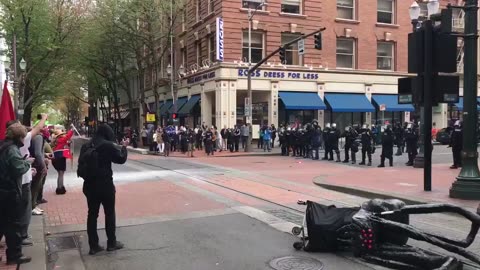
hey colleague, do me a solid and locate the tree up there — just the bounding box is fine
[0,0,90,124]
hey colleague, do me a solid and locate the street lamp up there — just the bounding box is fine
[427,0,440,16]
[246,0,267,152]
[450,0,480,199]
[409,2,421,21]
[19,58,26,71]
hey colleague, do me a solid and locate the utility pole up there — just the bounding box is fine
[450,0,480,199]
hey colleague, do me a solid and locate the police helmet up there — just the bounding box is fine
[287,127,291,131]
[325,123,331,128]
[454,120,462,127]
[362,124,368,129]
[345,126,350,132]
[332,123,337,129]
[407,123,413,129]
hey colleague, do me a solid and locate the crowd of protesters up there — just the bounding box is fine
[0,114,77,266]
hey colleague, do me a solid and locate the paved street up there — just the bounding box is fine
[1,139,480,270]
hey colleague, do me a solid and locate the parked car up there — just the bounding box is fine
[435,127,452,145]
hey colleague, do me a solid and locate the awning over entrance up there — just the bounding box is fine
[168,97,188,113]
[178,95,201,115]
[371,94,415,112]
[452,97,480,111]
[159,100,173,115]
[278,92,326,110]
[324,93,375,112]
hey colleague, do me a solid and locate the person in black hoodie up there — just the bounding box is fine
[79,124,128,255]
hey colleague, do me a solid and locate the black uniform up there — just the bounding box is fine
[328,127,341,162]
[279,129,288,156]
[287,130,295,156]
[379,127,394,167]
[293,130,303,157]
[303,126,313,158]
[311,126,322,160]
[394,124,404,156]
[450,125,463,168]
[271,127,277,148]
[405,128,418,166]
[81,124,128,252]
[233,127,241,152]
[342,128,358,164]
[322,127,330,160]
[359,128,373,165]
[204,130,214,155]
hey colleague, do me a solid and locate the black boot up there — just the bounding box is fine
[359,161,366,165]
[107,241,124,252]
[367,161,372,166]
[378,163,385,168]
[342,160,349,163]
[336,153,341,162]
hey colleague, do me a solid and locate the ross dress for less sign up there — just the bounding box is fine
[216,17,224,62]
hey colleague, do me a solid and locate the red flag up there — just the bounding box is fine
[0,80,15,140]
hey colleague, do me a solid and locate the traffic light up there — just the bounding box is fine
[314,33,322,50]
[172,113,177,119]
[279,47,286,63]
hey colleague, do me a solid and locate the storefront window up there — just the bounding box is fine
[252,102,268,125]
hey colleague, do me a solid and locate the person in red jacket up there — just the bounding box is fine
[51,125,74,195]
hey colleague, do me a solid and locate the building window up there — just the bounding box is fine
[209,35,216,62]
[281,33,302,65]
[336,38,355,69]
[209,0,214,13]
[377,42,394,70]
[182,48,187,68]
[196,0,201,21]
[377,0,394,24]
[196,41,202,66]
[281,0,301,14]
[182,8,187,32]
[242,31,264,63]
[242,0,266,10]
[337,0,355,20]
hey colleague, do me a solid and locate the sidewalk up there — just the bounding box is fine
[312,162,480,210]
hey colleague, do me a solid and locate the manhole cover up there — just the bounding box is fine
[269,256,324,270]
[47,236,78,252]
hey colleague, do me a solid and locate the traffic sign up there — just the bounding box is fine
[146,113,156,122]
[298,39,305,55]
[244,105,251,116]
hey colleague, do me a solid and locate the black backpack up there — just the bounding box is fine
[77,141,99,180]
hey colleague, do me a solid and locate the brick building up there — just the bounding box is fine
[142,0,471,132]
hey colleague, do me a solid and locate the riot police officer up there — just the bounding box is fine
[322,123,331,160]
[345,126,359,164]
[311,120,322,160]
[359,124,373,166]
[303,123,313,158]
[328,123,341,162]
[405,123,418,166]
[378,125,394,167]
[287,127,295,156]
[394,123,404,156]
[279,126,288,156]
[450,120,463,169]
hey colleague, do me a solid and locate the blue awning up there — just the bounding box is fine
[178,95,201,115]
[324,93,375,113]
[278,92,326,110]
[168,97,188,113]
[159,100,173,115]
[372,94,415,112]
[452,97,480,111]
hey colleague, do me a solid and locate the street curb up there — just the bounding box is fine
[21,216,46,270]
[312,178,432,205]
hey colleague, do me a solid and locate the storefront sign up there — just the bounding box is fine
[216,17,224,62]
[238,69,319,80]
[146,113,156,122]
[187,71,216,84]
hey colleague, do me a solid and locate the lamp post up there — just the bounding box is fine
[246,1,267,152]
[409,0,439,191]
[450,0,480,199]
[4,56,26,120]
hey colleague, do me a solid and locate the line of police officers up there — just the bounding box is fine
[276,121,440,168]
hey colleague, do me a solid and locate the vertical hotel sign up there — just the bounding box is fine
[216,17,224,62]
